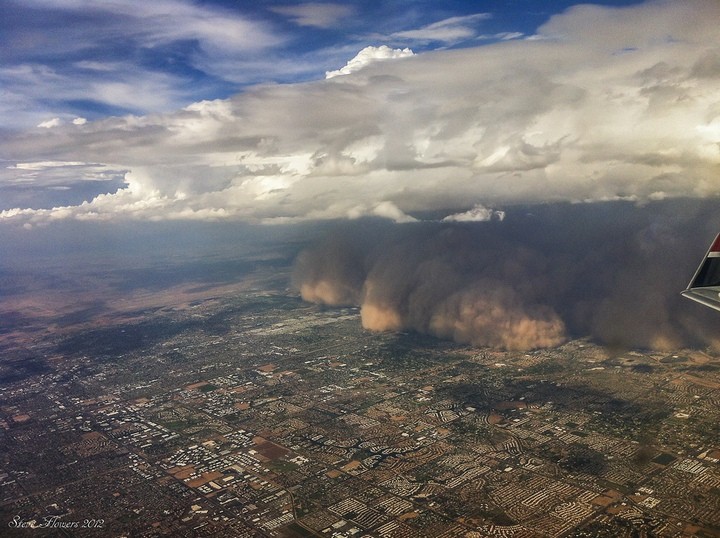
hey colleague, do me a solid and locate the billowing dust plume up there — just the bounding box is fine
[293,200,720,351]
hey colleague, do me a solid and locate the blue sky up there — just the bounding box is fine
[2,0,646,126]
[1,0,719,224]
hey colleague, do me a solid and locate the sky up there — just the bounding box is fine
[2,0,720,353]
[4,0,720,226]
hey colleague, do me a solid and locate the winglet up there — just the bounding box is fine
[710,234,720,253]
[682,233,720,311]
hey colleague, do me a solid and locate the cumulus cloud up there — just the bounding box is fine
[325,45,414,78]
[443,205,505,223]
[292,200,720,351]
[0,158,128,211]
[371,201,418,223]
[1,0,720,225]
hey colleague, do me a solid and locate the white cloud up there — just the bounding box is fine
[1,0,284,128]
[0,62,206,128]
[497,32,523,41]
[271,3,353,28]
[443,205,505,223]
[392,13,491,44]
[371,201,418,223]
[37,118,61,128]
[10,161,88,170]
[477,32,524,41]
[2,0,720,225]
[72,117,87,125]
[326,45,414,79]
[19,0,280,53]
[538,0,719,50]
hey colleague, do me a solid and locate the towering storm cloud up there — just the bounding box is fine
[293,200,720,351]
[2,1,720,225]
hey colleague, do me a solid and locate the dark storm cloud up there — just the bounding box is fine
[293,199,720,351]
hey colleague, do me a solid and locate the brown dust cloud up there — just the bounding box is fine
[292,200,720,351]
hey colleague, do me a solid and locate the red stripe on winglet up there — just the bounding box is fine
[711,234,720,252]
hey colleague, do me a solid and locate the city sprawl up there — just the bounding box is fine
[1,288,719,537]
